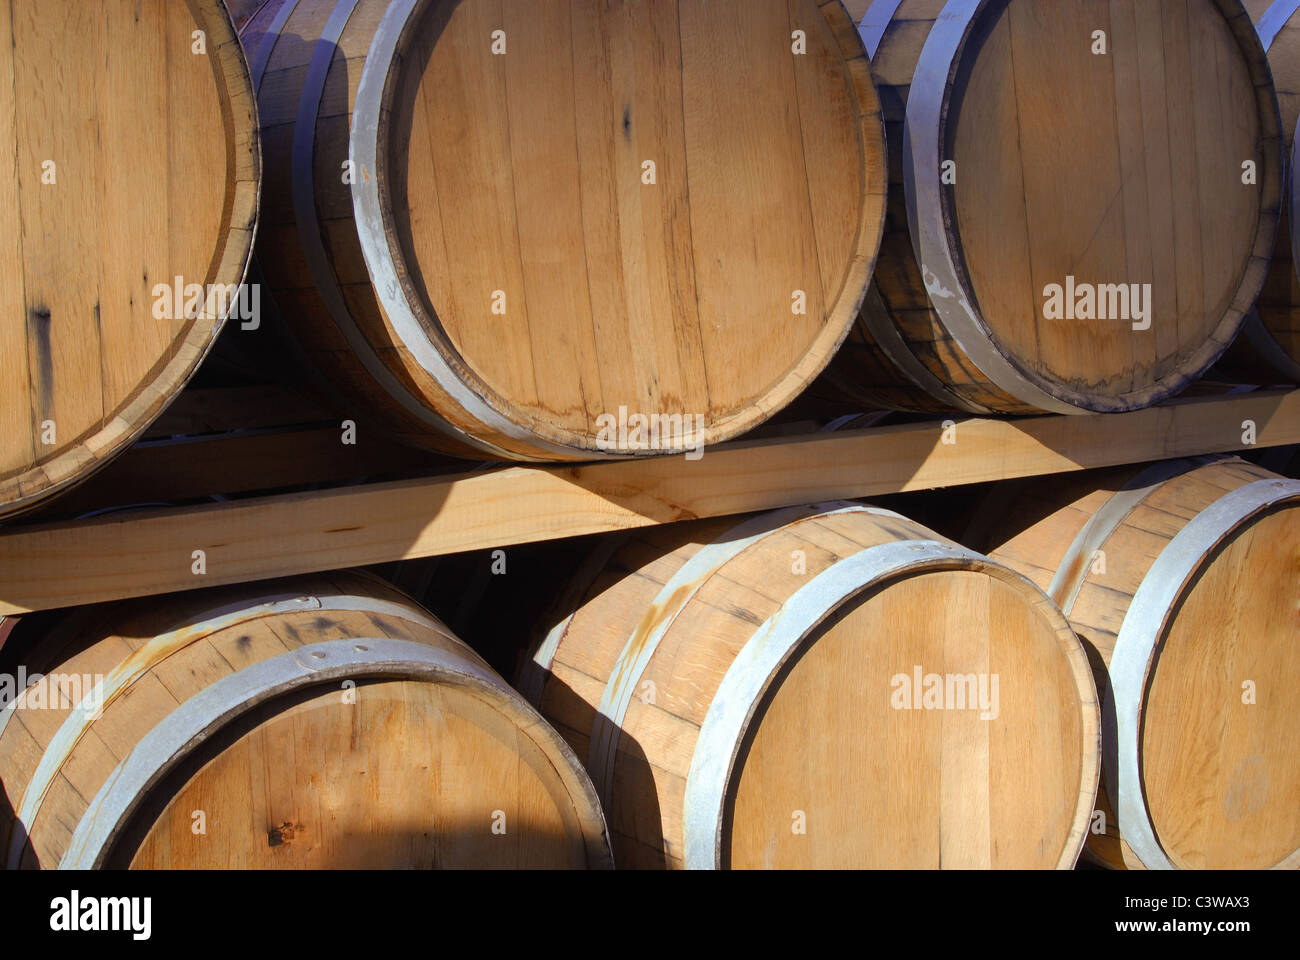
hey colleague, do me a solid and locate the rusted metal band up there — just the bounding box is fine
[1046,458,1222,614]
[587,502,888,809]
[1106,478,1300,870]
[519,534,629,707]
[63,636,611,870]
[681,539,979,869]
[0,606,105,741]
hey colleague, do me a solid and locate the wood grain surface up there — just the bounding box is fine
[240,0,886,459]
[0,0,259,519]
[528,505,1097,868]
[824,0,1280,414]
[979,457,1300,869]
[0,571,611,868]
[0,388,1295,616]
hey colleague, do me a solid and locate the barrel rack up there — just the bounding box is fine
[0,383,1295,617]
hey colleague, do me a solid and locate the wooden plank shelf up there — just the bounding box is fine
[0,387,1296,616]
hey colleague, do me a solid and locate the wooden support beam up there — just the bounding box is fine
[0,389,1295,614]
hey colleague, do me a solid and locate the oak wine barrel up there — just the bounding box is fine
[223,0,270,32]
[522,502,1100,869]
[0,0,260,520]
[820,0,1281,414]
[237,0,887,460]
[971,456,1300,869]
[0,571,611,868]
[1220,0,1300,381]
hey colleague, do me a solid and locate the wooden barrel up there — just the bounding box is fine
[971,457,1300,869]
[224,0,270,32]
[1221,1,1300,381]
[521,503,1100,868]
[237,0,887,460]
[821,0,1281,414]
[0,571,611,868]
[0,0,260,521]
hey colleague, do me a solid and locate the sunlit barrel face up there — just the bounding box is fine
[382,0,884,451]
[1141,504,1300,870]
[724,569,1090,869]
[121,680,594,869]
[945,0,1267,405]
[0,0,257,518]
[837,0,1280,415]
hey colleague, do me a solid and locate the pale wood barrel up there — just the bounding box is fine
[823,0,1281,414]
[0,571,611,869]
[223,0,270,32]
[237,0,887,460]
[0,0,260,520]
[973,457,1300,869]
[1221,0,1300,381]
[521,503,1100,869]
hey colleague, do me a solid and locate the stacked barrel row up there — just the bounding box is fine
[1,502,1106,869]
[4,0,1300,522]
[5,450,1296,869]
[431,449,1299,871]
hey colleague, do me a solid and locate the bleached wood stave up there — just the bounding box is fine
[1224,0,1300,380]
[0,570,611,869]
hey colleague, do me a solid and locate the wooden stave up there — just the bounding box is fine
[1217,0,1300,382]
[0,0,261,521]
[1255,0,1300,378]
[523,502,1101,869]
[239,0,888,461]
[239,0,489,459]
[824,0,1283,415]
[0,570,612,869]
[980,457,1300,870]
